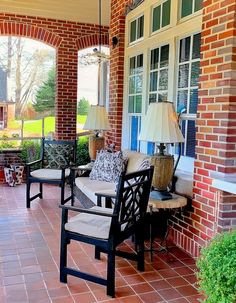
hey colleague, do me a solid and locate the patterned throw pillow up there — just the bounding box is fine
[89,150,126,183]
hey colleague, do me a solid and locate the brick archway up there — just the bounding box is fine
[0,13,109,140]
[0,21,62,48]
[76,33,109,50]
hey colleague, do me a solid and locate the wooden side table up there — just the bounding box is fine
[146,192,187,260]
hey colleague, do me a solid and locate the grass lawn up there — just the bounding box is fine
[7,115,87,136]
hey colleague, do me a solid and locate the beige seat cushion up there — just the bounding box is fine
[30,168,70,180]
[65,206,113,239]
[75,177,116,204]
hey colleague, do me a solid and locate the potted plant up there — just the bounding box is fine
[197,229,236,303]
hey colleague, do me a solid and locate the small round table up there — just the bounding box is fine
[146,192,187,260]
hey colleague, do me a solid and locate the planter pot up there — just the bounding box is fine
[4,165,24,187]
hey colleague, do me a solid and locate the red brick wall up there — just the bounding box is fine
[109,0,236,257]
[0,13,109,140]
[171,0,236,257]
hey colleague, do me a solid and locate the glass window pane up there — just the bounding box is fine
[178,64,189,88]
[159,69,168,90]
[191,61,200,86]
[181,0,193,18]
[129,57,136,75]
[135,75,143,93]
[177,90,188,113]
[190,89,198,114]
[130,20,136,42]
[186,120,196,157]
[158,92,168,102]
[128,96,135,113]
[149,93,157,103]
[137,15,144,39]
[194,0,202,12]
[137,54,143,72]
[151,48,159,70]
[135,95,142,113]
[150,71,158,92]
[162,0,171,27]
[160,44,169,68]
[129,77,136,94]
[179,36,191,62]
[152,5,161,32]
[192,33,201,59]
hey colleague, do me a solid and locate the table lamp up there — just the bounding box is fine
[139,101,184,200]
[83,105,111,161]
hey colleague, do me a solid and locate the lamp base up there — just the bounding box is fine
[150,190,172,201]
[89,136,105,161]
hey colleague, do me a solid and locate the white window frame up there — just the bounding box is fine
[179,0,203,22]
[176,31,200,156]
[123,0,202,163]
[129,14,144,45]
[151,0,171,34]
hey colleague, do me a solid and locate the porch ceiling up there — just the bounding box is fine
[0,0,111,26]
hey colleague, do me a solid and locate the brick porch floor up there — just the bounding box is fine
[0,184,203,303]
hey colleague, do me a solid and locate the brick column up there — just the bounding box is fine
[194,0,236,247]
[108,1,132,149]
[56,46,78,140]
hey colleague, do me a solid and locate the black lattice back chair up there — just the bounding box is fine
[59,167,153,297]
[26,138,77,208]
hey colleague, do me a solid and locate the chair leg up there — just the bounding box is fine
[70,180,74,206]
[26,181,31,208]
[107,251,115,297]
[136,226,145,271]
[61,182,65,205]
[60,231,68,283]
[95,246,101,260]
[39,183,43,199]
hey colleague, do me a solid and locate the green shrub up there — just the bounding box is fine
[197,229,236,303]
[0,134,16,149]
[20,140,41,163]
[77,136,90,166]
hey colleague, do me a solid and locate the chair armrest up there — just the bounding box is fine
[95,190,116,208]
[26,159,42,166]
[59,204,116,217]
[95,190,116,199]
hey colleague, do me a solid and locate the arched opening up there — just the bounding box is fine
[0,36,56,142]
[77,46,110,129]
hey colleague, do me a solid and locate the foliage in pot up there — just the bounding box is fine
[197,229,236,303]
[20,140,41,164]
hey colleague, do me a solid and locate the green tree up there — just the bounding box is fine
[77,97,90,115]
[33,68,55,114]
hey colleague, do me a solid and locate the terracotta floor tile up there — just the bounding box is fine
[73,291,96,303]
[131,282,154,294]
[0,184,199,301]
[138,291,164,303]
[166,276,189,287]
[150,279,172,290]
[158,287,183,301]
[176,285,198,297]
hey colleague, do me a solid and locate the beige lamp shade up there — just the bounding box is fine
[83,105,111,132]
[139,101,184,144]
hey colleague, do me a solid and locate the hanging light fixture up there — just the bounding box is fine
[78,0,109,65]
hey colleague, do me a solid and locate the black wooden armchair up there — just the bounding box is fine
[59,167,153,297]
[26,138,77,208]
